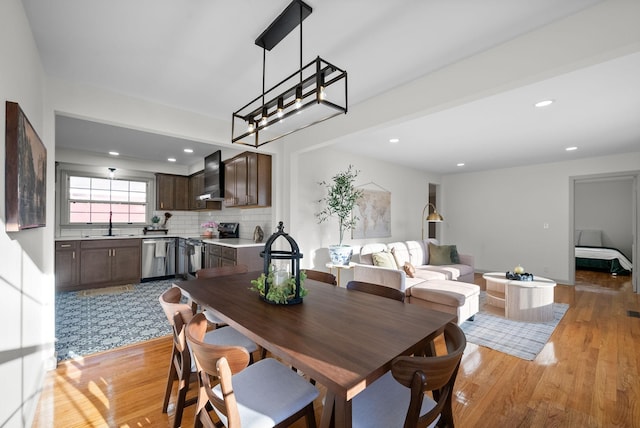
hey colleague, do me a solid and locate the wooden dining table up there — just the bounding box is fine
[177,271,456,428]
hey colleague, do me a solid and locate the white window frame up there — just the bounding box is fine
[59,170,153,227]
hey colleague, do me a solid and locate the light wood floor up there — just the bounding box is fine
[33,271,639,427]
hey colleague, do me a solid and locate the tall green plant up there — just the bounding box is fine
[316,165,363,246]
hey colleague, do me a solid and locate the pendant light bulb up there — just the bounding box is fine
[319,86,326,101]
[108,167,116,179]
[277,97,284,118]
[260,106,268,126]
[295,86,303,109]
[248,119,255,133]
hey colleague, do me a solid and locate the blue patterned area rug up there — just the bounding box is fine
[55,279,181,362]
[460,291,569,361]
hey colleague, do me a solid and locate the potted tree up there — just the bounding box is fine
[316,165,363,265]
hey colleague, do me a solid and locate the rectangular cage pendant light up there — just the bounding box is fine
[231,0,348,148]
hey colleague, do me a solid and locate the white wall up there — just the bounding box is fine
[0,1,54,427]
[441,152,640,283]
[575,177,634,257]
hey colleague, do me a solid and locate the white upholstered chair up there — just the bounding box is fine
[186,312,319,428]
[350,322,466,428]
[159,287,259,428]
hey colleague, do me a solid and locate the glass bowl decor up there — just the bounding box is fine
[251,221,307,304]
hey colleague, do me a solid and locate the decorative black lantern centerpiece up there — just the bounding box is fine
[250,221,307,304]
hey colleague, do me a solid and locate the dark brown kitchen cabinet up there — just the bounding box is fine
[79,239,141,287]
[156,173,189,210]
[224,152,271,208]
[55,241,80,290]
[204,243,263,271]
[189,171,222,211]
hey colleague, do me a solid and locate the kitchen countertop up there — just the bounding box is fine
[201,238,264,248]
[55,234,264,248]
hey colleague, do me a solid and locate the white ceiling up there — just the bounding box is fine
[21,0,640,172]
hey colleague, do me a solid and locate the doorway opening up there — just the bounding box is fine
[570,172,637,293]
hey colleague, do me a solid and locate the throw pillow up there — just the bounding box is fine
[403,262,415,278]
[428,243,460,265]
[371,251,398,269]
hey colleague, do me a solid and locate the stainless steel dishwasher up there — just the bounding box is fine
[141,238,176,280]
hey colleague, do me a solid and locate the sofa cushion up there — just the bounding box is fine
[388,242,411,267]
[428,243,460,265]
[435,264,474,280]
[405,240,427,266]
[359,243,390,265]
[371,251,398,269]
[414,266,452,281]
[410,287,466,307]
[410,279,480,307]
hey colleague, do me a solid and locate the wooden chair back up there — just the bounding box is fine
[391,322,466,427]
[185,313,251,428]
[159,287,194,325]
[304,269,337,285]
[346,280,405,302]
[195,264,249,279]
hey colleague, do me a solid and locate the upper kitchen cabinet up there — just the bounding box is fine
[156,173,189,210]
[225,152,271,208]
[189,171,222,211]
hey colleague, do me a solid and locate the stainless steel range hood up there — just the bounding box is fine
[198,150,225,201]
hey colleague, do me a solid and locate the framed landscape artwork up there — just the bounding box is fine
[5,101,47,231]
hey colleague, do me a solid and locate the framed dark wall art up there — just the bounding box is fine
[5,101,47,231]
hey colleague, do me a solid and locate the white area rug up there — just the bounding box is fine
[460,291,569,360]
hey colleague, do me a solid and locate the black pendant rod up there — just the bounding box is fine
[299,0,303,83]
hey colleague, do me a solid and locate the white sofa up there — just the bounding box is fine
[353,240,479,324]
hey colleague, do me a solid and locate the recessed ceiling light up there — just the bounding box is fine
[566,146,578,151]
[108,151,119,156]
[184,148,193,153]
[457,163,465,167]
[534,99,554,108]
[389,138,400,143]
[167,158,177,162]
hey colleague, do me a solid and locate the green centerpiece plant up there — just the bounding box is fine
[250,266,308,304]
[316,165,363,265]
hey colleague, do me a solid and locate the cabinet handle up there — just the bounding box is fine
[108,249,112,257]
[60,244,71,248]
[72,251,75,260]
[112,249,115,257]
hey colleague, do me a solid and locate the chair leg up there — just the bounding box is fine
[305,402,317,428]
[162,355,178,413]
[173,375,189,428]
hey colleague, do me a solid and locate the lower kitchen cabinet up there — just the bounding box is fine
[205,243,263,271]
[78,239,141,289]
[55,241,80,290]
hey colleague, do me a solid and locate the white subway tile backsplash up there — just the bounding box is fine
[59,207,273,240]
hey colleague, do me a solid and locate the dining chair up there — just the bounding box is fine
[159,287,260,428]
[350,322,466,428]
[196,264,249,327]
[303,269,337,286]
[186,313,319,428]
[346,280,405,302]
